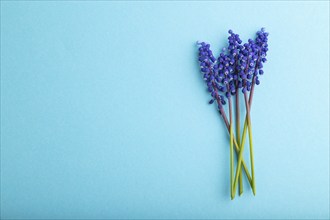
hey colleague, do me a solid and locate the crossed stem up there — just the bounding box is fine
[232,77,257,198]
[211,70,254,197]
[218,107,253,187]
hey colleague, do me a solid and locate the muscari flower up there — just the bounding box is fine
[198,28,269,101]
[236,27,269,93]
[254,28,269,85]
[197,41,226,108]
[227,30,243,94]
[215,51,235,99]
[237,40,257,93]
[207,30,242,102]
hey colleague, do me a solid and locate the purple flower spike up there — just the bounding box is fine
[238,40,257,93]
[197,28,269,106]
[253,28,269,85]
[197,41,224,110]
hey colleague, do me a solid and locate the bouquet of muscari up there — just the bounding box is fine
[197,28,269,199]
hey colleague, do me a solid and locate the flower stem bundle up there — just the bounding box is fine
[196,28,269,199]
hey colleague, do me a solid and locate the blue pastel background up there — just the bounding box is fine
[1,1,329,219]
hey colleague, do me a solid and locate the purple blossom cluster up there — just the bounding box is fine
[197,42,226,108]
[197,28,269,108]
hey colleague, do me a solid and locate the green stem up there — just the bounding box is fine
[236,89,243,196]
[232,132,245,197]
[218,110,253,187]
[239,79,257,195]
[232,91,254,197]
[228,98,234,199]
[234,92,256,196]
[235,56,259,195]
[244,93,256,195]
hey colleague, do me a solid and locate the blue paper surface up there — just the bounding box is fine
[1,1,329,219]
